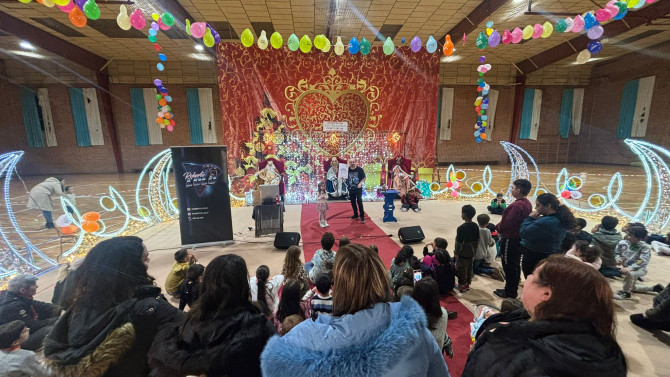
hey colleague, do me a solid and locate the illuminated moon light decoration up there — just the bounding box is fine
[500,141,548,200]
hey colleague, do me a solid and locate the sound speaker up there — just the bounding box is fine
[398,226,425,244]
[274,232,301,249]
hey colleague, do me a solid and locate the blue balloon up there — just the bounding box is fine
[149,29,157,36]
[584,12,597,30]
[483,99,489,104]
[166,96,173,102]
[474,130,481,137]
[158,53,167,61]
[479,82,486,88]
[482,115,488,121]
[482,90,489,95]
[157,63,164,71]
[401,37,406,43]
[587,41,603,54]
[348,37,360,54]
[476,137,482,143]
[477,121,483,126]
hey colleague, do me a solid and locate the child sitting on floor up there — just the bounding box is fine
[565,240,602,270]
[614,225,654,300]
[303,274,333,320]
[591,215,623,278]
[401,188,422,212]
[487,193,506,215]
[0,320,51,377]
[574,218,592,242]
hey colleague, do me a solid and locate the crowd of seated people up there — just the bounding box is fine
[1,180,669,376]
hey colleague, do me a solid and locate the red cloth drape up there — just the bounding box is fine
[216,43,439,196]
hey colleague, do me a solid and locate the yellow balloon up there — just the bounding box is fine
[486,27,493,36]
[299,34,312,53]
[576,49,591,64]
[334,36,345,55]
[541,21,553,38]
[18,0,32,3]
[203,28,215,47]
[42,0,56,7]
[52,0,69,5]
[626,0,640,7]
[241,28,254,48]
[321,37,331,52]
[270,32,283,49]
[522,25,533,40]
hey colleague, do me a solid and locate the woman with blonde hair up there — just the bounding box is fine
[463,255,626,377]
[281,245,309,296]
[261,243,449,377]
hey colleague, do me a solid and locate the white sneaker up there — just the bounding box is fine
[324,222,329,227]
[319,222,326,228]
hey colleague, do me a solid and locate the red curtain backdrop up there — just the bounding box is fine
[216,43,439,197]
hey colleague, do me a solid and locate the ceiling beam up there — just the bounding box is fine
[440,0,510,43]
[515,0,670,75]
[0,11,107,72]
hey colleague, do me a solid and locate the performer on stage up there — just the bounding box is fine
[390,164,415,197]
[256,160,282,186]
[347,159,366,224]
[326,157,347,198]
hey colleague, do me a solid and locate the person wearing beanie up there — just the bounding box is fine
[0,320,52,376]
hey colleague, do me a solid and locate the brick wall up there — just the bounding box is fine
[578,41,670,165]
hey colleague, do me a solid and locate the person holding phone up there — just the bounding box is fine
[346,159,366,224]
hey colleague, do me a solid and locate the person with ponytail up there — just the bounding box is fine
[249,265,284,317]
[520,193,576,277]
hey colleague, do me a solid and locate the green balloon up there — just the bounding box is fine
[555,19,567,33]
[382,37,394,55]
[148,35,157,43]
[270,32,283,49]
[475,32,488,50]
[83,0,100,20]
[155,94,162,100]
[359,37,371,55]
[299,35,312,53]
[614,1,628,13]
[287,34,299,51]
[162,12,175,27]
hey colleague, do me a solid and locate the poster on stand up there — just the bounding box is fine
[171,146,233,248]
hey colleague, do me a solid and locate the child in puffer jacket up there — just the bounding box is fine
[613,225,654,300]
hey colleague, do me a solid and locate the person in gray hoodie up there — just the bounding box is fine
[590,216,623,278]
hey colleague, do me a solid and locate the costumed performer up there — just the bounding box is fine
[390,164,415,198]
[326,157,347,198]
[256,160,282,186]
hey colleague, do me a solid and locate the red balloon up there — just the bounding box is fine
[446,181,453,188]
[560,190,571,199]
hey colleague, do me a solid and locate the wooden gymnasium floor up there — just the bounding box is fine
[5,163,670,377]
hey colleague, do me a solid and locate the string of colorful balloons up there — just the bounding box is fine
[473,0,658,64]
[238,28,457,57]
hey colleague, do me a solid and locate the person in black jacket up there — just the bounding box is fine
[630,283,670,331]
[0,274,60,351]
[43,236,183,377]
[179,264,205,310]
[148,254,276,377]
[463,255,626,377]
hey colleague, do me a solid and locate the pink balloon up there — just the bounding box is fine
[167,125,174,132]
[564,17,574,32]
[532,23,543,39]
[572,15,585,33]
[451,190,458,198]
[57,0,74,13]
[646,0,658,2]
[157,17,171,31]
[129,9,146,30]
[606,1,620,17]
[511,27,523,43]
[190,22,206,39]
[502,29,512,44]
[596,9,611,22]
[481,67,488,73]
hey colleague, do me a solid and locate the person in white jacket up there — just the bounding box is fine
[26,177,65,229]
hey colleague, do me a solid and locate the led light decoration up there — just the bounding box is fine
[500,141,548,200]
[430,164,495,198]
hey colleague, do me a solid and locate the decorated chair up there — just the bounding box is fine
[324,156,348,198]
[257,158,287,195]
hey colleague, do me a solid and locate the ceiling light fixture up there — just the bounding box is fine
[19,41,35,50]
[441,55,462,63]
[188,52,213,61]
[9,50,45,59]
[194,44,204,51]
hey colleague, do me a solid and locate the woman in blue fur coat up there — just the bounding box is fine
[261,243,449,377]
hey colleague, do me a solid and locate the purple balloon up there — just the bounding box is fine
[153,79,162,87]
[207,24,221,43]
[410,36,421,53]
[75,0,86,10]
[479,56,486,63]
[151,22,160,31]
[488,30,501,47]
[587,25,604,40]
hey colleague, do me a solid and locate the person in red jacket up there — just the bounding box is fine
[493,179,533,299]
[401,188,422,212]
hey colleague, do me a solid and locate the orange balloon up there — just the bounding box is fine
[480,133,487,140]
[158,98,167,106]
[60,225,78,234]
[82,220,99,233]
[164,112,171,119]
[69,7,87,28]
[156,117,163,124]
[82,211,100,222]
[443,35,455,56]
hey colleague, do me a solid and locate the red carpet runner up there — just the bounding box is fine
[300,202,472,377]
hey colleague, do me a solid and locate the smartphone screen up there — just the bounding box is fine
[413,269,422,282]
